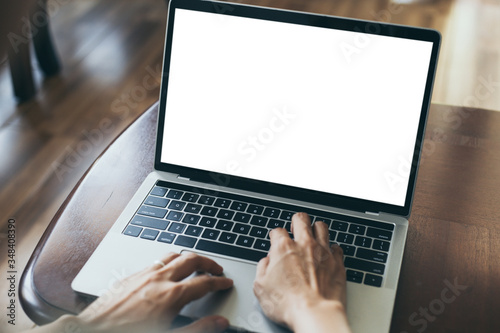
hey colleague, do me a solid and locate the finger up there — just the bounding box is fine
[268,228,293,258]
[290,212,314,244]
[331,243,344,257]
[165,252,224,281]
[176,274,234,305]
[170,315,229,333]
[255,256,269,281]
[312,221,330,248]
[149,252,181,271]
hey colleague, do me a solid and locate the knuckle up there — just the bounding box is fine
[181,251,201,265]
[169,283,185,297]
[302,236,316,248]
[147,270,164,283]
[275,234,292,249]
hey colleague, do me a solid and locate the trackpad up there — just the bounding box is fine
[179,251,290,333]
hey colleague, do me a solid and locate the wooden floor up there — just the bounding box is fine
[0,0,499,330]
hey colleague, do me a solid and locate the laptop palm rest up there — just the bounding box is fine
[179,251,290,333]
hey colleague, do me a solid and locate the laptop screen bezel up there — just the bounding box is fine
[154,0,441,217]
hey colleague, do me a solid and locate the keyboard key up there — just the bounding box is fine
[339,244,356,256]
[367,227,393,241]
[337,232,354,244]
[263,208,281,218]
[236,235,255,247]
[150,186,168,197]
[198,195,216,205]
[131,216,169,230]
[349,224,366,235]
[201,229,220,240]
[346,270,364,283]
[247,204,264,215]
[249,227,268,238]
[364,274,383,287]
[355,236,372,248]
[373,239,390,252]
[174,235,197,248]
[233,223,251,234]
[250,216,268,227]
[185,203,202,214]
[230,201,248,211]
[166,190,184,199]
[182,214,200,225]
[157,231,176,243]
[234,212,251,223]
[123,225,142,237]
[356,248,388,263]
[254,239,270,251]
[137,205,167,218]
[329,230,337,241]
[314,217,332,227]
[344,257,385,275]
[144,196,170,208]
[185,225,203,237]
[331,220,348,231]
[168,222,186,233]
[284,222,291,232]
[196,239,267,262]
[166,211,183,221]
[217,209,235,220]
[201,206,218,217]
[199,217,217,228]
[168,200,186,211]
[219,232,237,244]
[280,211,294,221]
[182,193,200,202]
[140,228,159,240]
[268,219,285,229]
[216,220,234,231]
[214,198,231,208]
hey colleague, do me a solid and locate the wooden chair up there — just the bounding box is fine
[7,0,61,102]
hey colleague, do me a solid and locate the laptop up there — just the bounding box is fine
[72,0,440,332]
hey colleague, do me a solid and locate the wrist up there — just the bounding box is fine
[289,299,350,333]
[34,315,84,333]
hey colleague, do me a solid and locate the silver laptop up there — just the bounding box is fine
[72,0,440,332]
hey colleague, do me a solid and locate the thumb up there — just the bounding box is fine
[170,315,230,333]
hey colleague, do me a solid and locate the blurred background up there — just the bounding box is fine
[0,0,499,330]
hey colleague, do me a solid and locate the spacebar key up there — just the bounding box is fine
[344,257,386,275]
[196,239,267,263]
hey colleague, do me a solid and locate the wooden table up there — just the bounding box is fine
[20,102,500,332]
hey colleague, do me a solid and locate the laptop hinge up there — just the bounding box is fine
[177,175,191,181]
[365,211,380,216]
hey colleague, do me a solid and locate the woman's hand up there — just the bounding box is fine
[73,251,233,333]
[253,212,351,333]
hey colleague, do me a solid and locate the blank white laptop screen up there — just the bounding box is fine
[161,9,433,207]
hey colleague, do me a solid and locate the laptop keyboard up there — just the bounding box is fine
[123,181,394,288]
